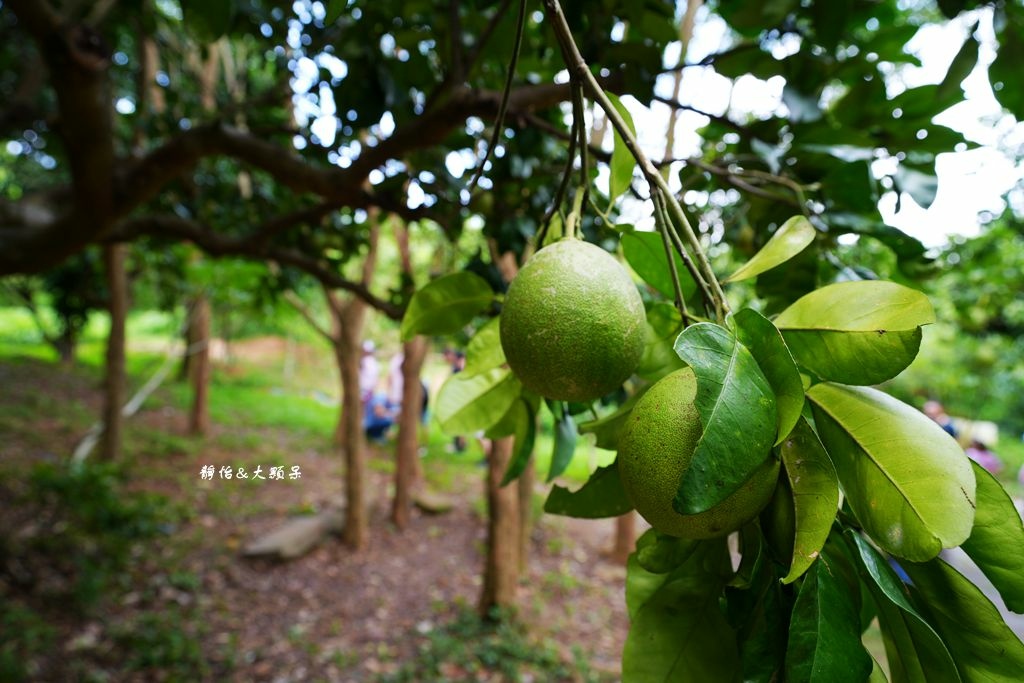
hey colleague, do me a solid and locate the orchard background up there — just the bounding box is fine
[1,0,1024,680]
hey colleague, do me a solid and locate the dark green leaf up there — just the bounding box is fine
[621,231,696,301]
[901,557,1024,680]
[325,0,346,24]
[635,528,700,574]
[778,418,839,584]
[400,272,494,341]
[810,383,975,561]
[672,323,776,514]
[543,463,633,518]
[847,533,962,683]
[960,461,1024,613]
[775,280,936,385]
[607,92,637,206]
[499,400,537,486]
[637,302,687,382]
[725,216,816,283]
[895,166,939,210]
[785,557,873,682]
[181,0,233,41]
[936,30,979,103]
[732,308,804,444]
[991,13,1024,119]
[547,401,577,482]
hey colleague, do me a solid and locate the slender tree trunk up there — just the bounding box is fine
[100,243,128,461]
[611,511,637,565]
[188,294,211,436]
[479,436,520,617]
[335,300,368,549]
[517,458,535,572]
[392,335,428,528]
[55,329,76,365]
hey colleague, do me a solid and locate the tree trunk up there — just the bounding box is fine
[188,294,211,436]
[479,436,520,617]
[611,511,637,565]
[517,458,535,572]
[55,329,76,365]
[392,335,428,529]
[335,299,368,549]
[100,243,128,461]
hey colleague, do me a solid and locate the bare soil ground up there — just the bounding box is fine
[0,351,630,682]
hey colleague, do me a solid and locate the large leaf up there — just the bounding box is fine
[634,529,700,574]
[400,272,494,341]
[498,399,537,486]
[848,533,962,683]
[809,383,975,561]
[778,418,840,584]
[903,557,1024,681]
[775,280,936,385]
[435,367,520,434]
[960,461,1024,613]
[732,308,804,444]
[607,92,638,206]
[462,317,505,377]
[621,231,696,301]
[623,541,740,682]
[672,323,777,514]
[785,557,873,682]
[637,302,687,382]
[543,464,633,518]
[726,216,816,283]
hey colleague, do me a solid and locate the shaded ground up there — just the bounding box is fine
[0,351,629,682]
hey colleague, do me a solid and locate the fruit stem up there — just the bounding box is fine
[542,0,731,322]
[652,190,696,322]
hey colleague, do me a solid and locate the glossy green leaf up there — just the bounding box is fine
[400,272,493,341]
[904,556,1024,681]
[848,533,962,683]
[435,367,520,434]
[809,383,975,561]
[325,0,346,24]
[732,308,805,444]
[543,464,633,518]
[785,557,873,682]
[621,230,696,301]
[499,400,537,486]
[637,302,687,382]
[635,529,700,574]
[576,389,644,450]
[462,317,504,377]
[775,280,936,385]
[626,553,670,621]
[960,461,1024,613]
[607,92,637,206]
[779,418,839,583]
[546,401,577,482]
[672,323,776,514]
[726,216,816,283]
[623,541,740,682]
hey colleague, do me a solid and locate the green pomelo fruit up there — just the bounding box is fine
[499,239,645,402]
[618,367,780,539]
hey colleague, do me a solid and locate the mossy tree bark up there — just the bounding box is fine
[479,435,521,616]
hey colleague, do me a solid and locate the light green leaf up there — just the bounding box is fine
[637,302,687,382]
[621,230,696,301]
[543,464,633,518]
[809,383,975,561]
[869,656,890,683]
[785,557,873,682]
[960,461,1024,613]
[726,216,816,283]
[498,399,537,486]
[463,317,505,377]
[400,272,494,341]
[607,92,637,207]
[848,533,962,683]
[902,556,1024,681]
[775,280,936,385]
[672,323,776,515]
[732,308,805,444]
[623,541,740,682]
[779,418,840,584]
[435,367,520,434]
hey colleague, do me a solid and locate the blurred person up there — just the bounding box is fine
[364,391,396,442]
[359,340,380,405]
[965,439,1002,475]
[923,400,957,438]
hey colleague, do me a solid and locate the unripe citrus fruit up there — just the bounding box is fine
[618,367,779,539]
[499,239,645,402]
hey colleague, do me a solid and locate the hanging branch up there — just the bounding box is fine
[464,0,528,197]
[541,0,730,322]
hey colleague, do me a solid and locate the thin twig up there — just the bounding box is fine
[651,191,691,323]
[571,79,589,212]
[539,110,579,242]
[465,0,527,197]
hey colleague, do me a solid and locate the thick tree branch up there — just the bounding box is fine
[283,290,333,342]
[113,214,403,319]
